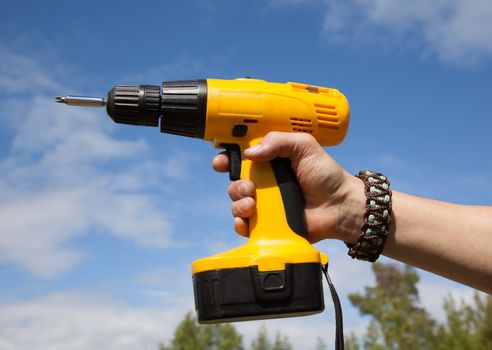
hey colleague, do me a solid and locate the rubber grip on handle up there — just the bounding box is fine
[270,158,308,237]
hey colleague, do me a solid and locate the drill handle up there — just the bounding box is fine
[240,153,309,242]
[269,158,308,237]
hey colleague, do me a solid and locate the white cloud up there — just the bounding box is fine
[321,0,492,67]
[0,292,189,350]
[0,288,351,350]
[418,276,485,322]
[137,268,189,288]
[0,52,194,278]
[0,49,66,94]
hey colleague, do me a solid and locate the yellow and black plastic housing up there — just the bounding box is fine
[195,78,349,323]
[104,78,350,323]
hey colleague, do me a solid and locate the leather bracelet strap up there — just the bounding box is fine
[346,170,392,262]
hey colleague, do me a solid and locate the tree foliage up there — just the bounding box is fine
[250,326,270,350]
[159,313,293,350]
[250,325,293,350]
[349,263,437,349]
[348,262,492,350]
[159,312,243,350]
[434,293,492,350]
[345,333,361,350]
[272,332,293,350]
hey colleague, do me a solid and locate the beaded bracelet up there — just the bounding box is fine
[346,170,392,262]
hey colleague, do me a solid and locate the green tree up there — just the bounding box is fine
[348,263,437,350]
[160,312,243,350]
[250,326,271,350]
[272,333,292,350]
[344,333,361,350]
[479,294,492,349]
[348,262,492,350]
[435,293,492,350]
[249,326,293,350]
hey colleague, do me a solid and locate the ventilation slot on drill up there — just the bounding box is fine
[290,117,313,134]
[315,103,339,130]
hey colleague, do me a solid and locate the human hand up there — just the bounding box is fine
[212,132,364,243]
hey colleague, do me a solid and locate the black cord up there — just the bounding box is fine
[322,263,344,350]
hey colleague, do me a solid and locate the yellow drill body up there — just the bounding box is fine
[194,78,349,274]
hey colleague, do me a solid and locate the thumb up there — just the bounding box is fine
[244,132,320,163]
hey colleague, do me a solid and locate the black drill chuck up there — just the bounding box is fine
[55,80,208,138]
[106,80,207,138]
[106,85,161,127]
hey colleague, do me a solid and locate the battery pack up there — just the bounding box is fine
[193,262,324,323]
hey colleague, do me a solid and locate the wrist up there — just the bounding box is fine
[334,172,366,243]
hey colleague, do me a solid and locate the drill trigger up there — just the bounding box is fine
[222,143,242,181]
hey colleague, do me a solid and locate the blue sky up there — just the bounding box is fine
[0,0,491,349]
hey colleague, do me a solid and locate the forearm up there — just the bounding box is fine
[340,175,492,293]
[384,192,492,293]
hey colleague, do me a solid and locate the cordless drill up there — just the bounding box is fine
[55,78,350,323]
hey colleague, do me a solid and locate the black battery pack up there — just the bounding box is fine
[193,262,324,323]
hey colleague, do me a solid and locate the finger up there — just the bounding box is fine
[234,217,249,237]
[212,151,229,173]
[243,131,319,163]
[227,180,256,201]
[232,197,256,218]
